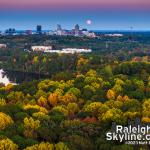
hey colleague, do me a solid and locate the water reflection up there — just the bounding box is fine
[0,69,50,85]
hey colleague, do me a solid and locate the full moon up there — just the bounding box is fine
[86,20,92,25]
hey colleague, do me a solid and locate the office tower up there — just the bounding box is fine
[75,24,80,36]
[26,30,32,35]
[5,28,16,35]
[37,25,42,33]
[57,24,62,31]
[75,24,79,31]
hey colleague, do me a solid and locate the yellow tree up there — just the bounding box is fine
[48,93,59,107]
[124,111,140,121]
[60,93,77,105]
[32,112,50,120]
[116,95,129,102]
[24,142,70,150]
[0,112,14,130]
[99,108,125,124]
[123,95,129,102]
[0,138,18,150]
[86,69,97,77]
[142,99,150,123]
[52,105,68,116]
[105,100,123,109]
[77,57,89,70]
[106,89,115,100]
[116,95,123,102]
[24,117,40,138]
[37,96,48,107]
[61,119,81,128]
[0,98,6,106]
[55,142,70,150]
[42,57,47,63]
[24,142,54,150]
[84,102,102,117]
[67,103,79,117]
[33,56,39,64]
[24,104,48,114]
[4,84,14,91]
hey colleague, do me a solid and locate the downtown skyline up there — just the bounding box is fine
[0,0,150,31]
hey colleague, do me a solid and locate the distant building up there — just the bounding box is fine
[5,28,16,35]
[74,24,80,36]
[94,31,101,36]
[0,44,7,49]
[132,57,143,62]
[57,24,63,35]
[31,46,52,52]
[57,24,62,31]
[26,30,32,35]
[132,56,149,62]
[87,32,96,38]
[47,30,55,35]
[31,46,92,54]
[82,29,89,36]
[105,34,123,37]
[36,25,42,34]
[44,48,92,54]
[75,24,80,31]
[61,48,92,54]
[56,30,63,36]
[44,50,60,53]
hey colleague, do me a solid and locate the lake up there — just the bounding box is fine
[0,69,50,85]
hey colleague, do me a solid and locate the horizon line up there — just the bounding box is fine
[1,29,150,32]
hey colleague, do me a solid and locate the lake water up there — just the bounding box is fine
[0,69,50,85]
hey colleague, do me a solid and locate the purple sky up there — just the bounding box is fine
[0,0,150,30]
[0,0,150,9]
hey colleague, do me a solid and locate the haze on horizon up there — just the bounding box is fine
[0,0,150,31]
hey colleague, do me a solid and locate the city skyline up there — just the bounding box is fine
[0,0,150,31]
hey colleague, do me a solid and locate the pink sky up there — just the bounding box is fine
[0,0,149,30]
[0,0,150,9]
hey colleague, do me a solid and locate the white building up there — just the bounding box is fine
[31,46,52,52]
[87,32,96,38]
[0,44,7,49]
[44,49,92,54]
[44,50,60,53]
[61,48,92,54]
[105,34,123,37]
[31,46,92,54]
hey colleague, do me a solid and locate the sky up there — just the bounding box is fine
[0,0,150,30]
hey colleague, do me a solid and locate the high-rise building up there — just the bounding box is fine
[26,30,32,35]
[57,24,62,31]
[56,24,63,35]
[37,25,42,33]
[74,24,80,36]
[5,28,16,35]
[75,24,80,31]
